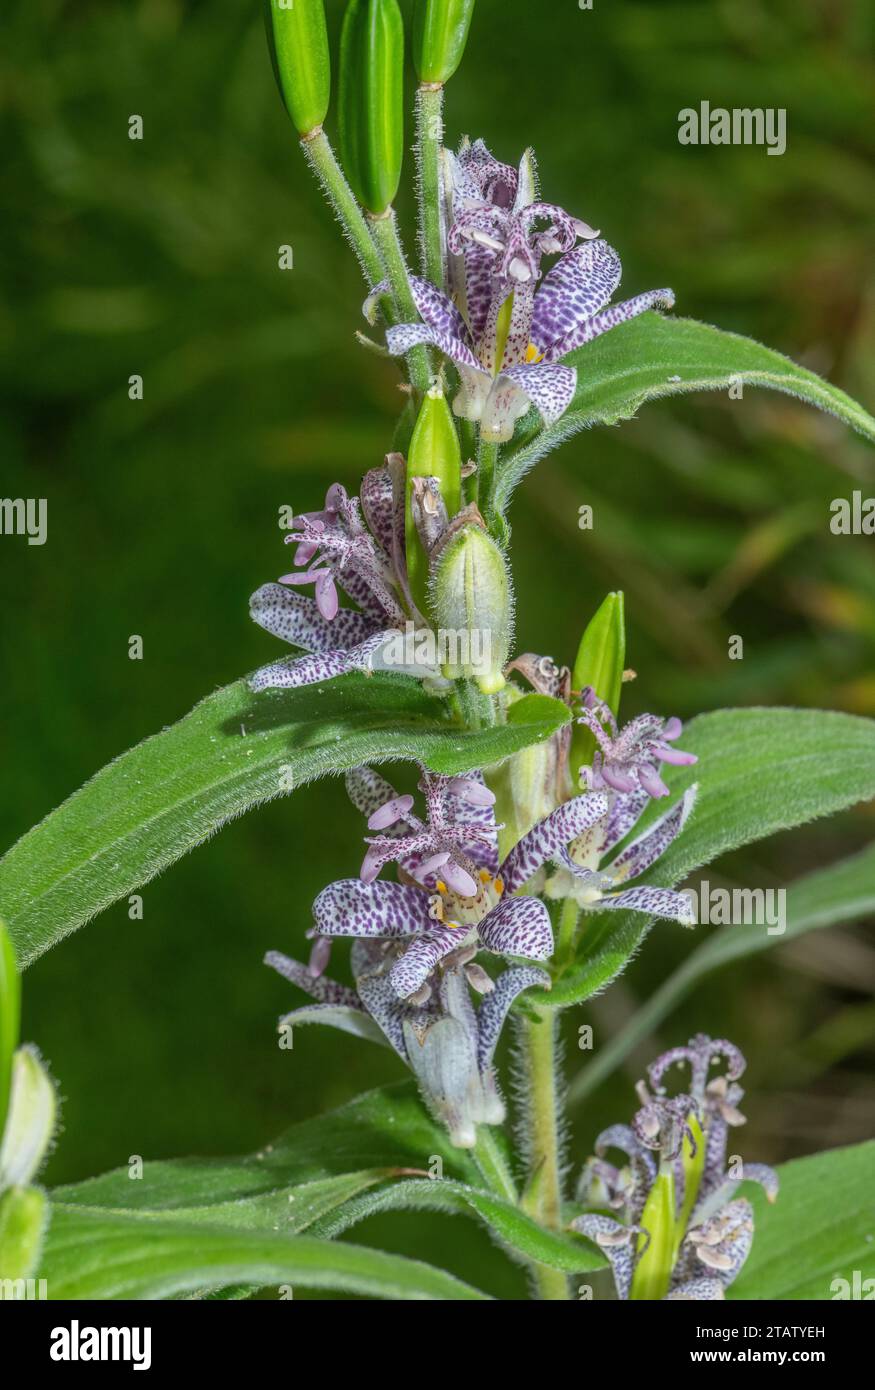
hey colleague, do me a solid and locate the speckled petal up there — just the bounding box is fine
[599,884,696,925]
[248,629,390,690]
[601,784,651,854]
[477,965,550,1072]
[312,879,431,938]
[500,792,610,893]
[543,287,676,364]
[388,926,465,999]
[608,786,698,882]
[386,321,479,370]
[664,1279,725,1301]
[530,239,622,355]
[477,894,554,962]
[494,362,577,432]
[571,1214,640,1301]
[250,582,376,652]
[264,951,361,1008]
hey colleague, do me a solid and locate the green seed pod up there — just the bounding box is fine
[413,0,476,86]
[430,515,513,694]
[339,0,405,215]
[570,591,625,785]
[406,384,463,612]
[263,0,331,137]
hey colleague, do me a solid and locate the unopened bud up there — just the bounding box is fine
[413,0,476,86]
[406,384,462,612]
[263,0,331,137]
[570,591,625,783]
[0,1046,57,1190]
[429,514,513,693]
[339,0,405,215]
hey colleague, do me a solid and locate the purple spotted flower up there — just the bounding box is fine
[573,1035,778,1300]
[307,765,609,1003]
[265,946,549,1148]
[248,457,451,692]
[365,139,674,442]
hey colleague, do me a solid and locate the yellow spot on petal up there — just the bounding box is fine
[494,877,505,896]
[436,880,447,894]
[525,343,544,364]
[479,869,491,884]
[448,920,463,930]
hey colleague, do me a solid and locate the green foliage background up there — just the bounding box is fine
[1,0,873,1296]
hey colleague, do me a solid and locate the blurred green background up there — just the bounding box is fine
[2,0,874,1297]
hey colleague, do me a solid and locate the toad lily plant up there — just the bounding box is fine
[2,0,875,1308]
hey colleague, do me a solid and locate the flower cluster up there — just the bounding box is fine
[573,1034,778,1299]
[366,139,675,441]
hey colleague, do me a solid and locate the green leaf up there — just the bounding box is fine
[495,314,875,515]
[570,842,875,1105]
[0,676,569,968]
[0,921,19,1143]
[731,1141,875,1300]
[37,1209,490,1300]
[544,706,875,1010]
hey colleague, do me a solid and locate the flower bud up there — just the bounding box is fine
[0,1046,57,1190]
[405,384,462,612]
[0,1185,48,1280]
[263,0,331,137]
[629,1168,675,1301]
[339,0,405,215]
[429,514,513,693]
[413,0,476,86]
[570,591,625,783]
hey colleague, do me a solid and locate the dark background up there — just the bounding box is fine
[1,0,873,1297]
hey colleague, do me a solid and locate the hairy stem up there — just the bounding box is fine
[300,128,386,293]
[517,1008,569,1299]
[473,1127,518,1203]
[368,210,433,394]
[477,438,500,519]
[557,896,581,963]
[415,84,446,286]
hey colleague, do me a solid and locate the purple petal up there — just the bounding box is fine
[477,894,554,962]
[477,965,550,1072]
[608,786,697,883]
[388,926,464,999]
[530,239,622,355]
[495,362,577,431]
[599,885,695,925]
[570,1214,639,1301]
[442,859,478,897]
[314,571,339,621]
[368,794,416,830]
[248,629,391,691]
[602,785,651,855]
[386,321,479,369]
[249,583,374,654]
[638,764,670,799]
[263,951,360,1008]
[500,792,609,893]
[446,776,496,808]
[312,879,430,938]
[543,287,676,364]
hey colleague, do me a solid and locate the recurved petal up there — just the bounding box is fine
[571,1214,640,1301]
[264,950,360,1007]
[388,926,467,999]
[250,582,375,652]
[543,287,676,364]
[530,239,622,355]
[500,792,610,893]
[312,879,431,938]
[477,965,550,1073]
[597,884,696,925]
[608,785,698,883]
[477,894,554,962]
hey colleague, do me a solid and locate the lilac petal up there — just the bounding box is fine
[477,965,550,1073]
[500,792,609,893]
[494,362,577,431]
[663,717,683,740]
[530,239,622,355]
[600,765,639,795]
[346,766,422,833]
[544,287,676,363]
[368,794,416,830]
[249,583,374,654]
[360,844,386,883]
[414,850,451,879]
[278,567,329,586]
[442,859,478,897]
[314,570,339,621]
[607,786,698,883]
[264,950,360,1007]
[599,885,696,925]
[312,879,430,938]
[477,895,554,962]
[657,744,698,767]
[388,926,464,999]
[307,937,332,978]
[386,321,479,370]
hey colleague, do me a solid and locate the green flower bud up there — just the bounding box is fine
[429,514,513,693]
[0,1185,48,1282]
[339,0,405,215]
[570,591,625,784]
[413,0,476,86]
[0,923,20,1145]
[406,384,463,612]
[629,1167,676,1301]
[263,0,331,137]
[0,1046,57,1191]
